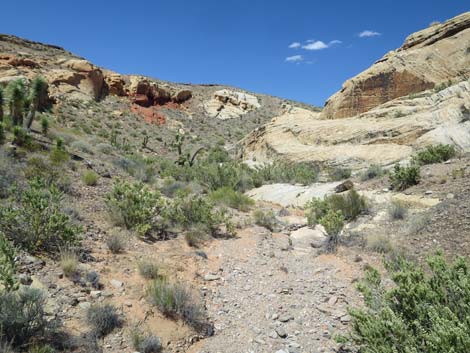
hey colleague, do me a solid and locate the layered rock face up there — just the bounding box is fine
[321,12,470,119]
[241,81,470,170]
[203,89,261,120]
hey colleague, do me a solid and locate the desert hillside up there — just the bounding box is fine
[0,11,469,353]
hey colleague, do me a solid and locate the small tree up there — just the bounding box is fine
[26,77,48,130]
[6,79,26,127]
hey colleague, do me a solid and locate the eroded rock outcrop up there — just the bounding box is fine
[203,89,261,120]
[321,12,470,119]
[241,81,470,170]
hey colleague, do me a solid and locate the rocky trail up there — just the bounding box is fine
[191,226,367,353]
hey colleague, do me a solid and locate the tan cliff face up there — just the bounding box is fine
[320,12,470,120]
[240,12,470,171]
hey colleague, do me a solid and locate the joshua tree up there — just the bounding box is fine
[0,86,4,123]
[25,76,48,130]
[6,79,26,126]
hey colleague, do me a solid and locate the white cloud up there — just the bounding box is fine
[301,40,341,50]
[288,42,301,49]
[285,55,304,62]
[358,30,381,38]
[302,40,328,50]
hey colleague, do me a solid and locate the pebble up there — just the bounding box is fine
[110,279,124,288]
[204,274,220,281]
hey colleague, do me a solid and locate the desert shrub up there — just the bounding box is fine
[389,164,420,191]
[306,189,367,226]
[159,178,194,198]
[328,166,352,181]
[24,155,70,192]
[0,232,18,291]
[0,154,19,198]
[252,209,277,231]
[49,139,69,165]
[86,304,121,338]
[327,189,367,221]
[40,116,49,136]
[254,161,318,185]
[60,248,79,278]
[131,329,162,353]
[388,200,407,220]
[360,164,384,181]
[96,142,114,154]
[0,287,47,347]
[184,226,208,248]
[194,161,245,191]
[169,195,234,236]
[147,279,205,330]
[209,187,254,211]
[0,178,81,253]
[345,253,470,353]
[113,155,157,183]
[105,180,166,237]
[320,210,344,252]
[366,234,394,253]
[138,261,160,280]
[29,344,56,353]
[71,140,94,155]
[12,126,32,147]
[85,271,100,289]
[106,233,126,254]
[407,213,430,235]
[413,144,456,165]
[82,170,99,186]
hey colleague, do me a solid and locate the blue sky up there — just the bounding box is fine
[1,1,468,106]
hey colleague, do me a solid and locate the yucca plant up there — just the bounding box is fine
[26,76,48,130]
[6,79,26,126]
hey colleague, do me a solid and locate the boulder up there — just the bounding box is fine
[173,89,192,103]
[335,180,354,193]
[105,72,127,96]
[290,226,327,249]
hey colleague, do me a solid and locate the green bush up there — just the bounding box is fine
[360,164,384,181]
[413,144,456,165]
[169,195,234,236]
[147,278,205,331]
[40,116,49,136]
[306,189,367,226]
[328,166,352,181]
[12,126,32,147]
[86,304,121,338]
[389,164,420,191]
[320,210,344,252]
[254,161,318,185]
[0,287,47,347]
[81,170,99,186]
[209,187,254,211]
[0,179,81,253]
[252,209,278,231]
[0,232,18,292]
[105,180,165,237]
[345,253,470,353]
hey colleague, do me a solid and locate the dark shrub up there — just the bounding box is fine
[413,144,456,165]
[389,164,420,191]
[86,304,121,337]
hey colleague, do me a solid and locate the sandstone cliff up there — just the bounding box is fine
[320,12,470,119]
